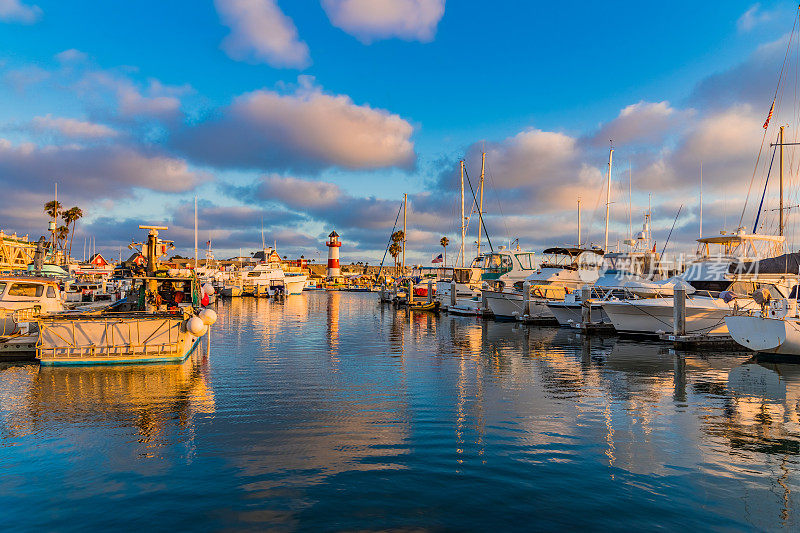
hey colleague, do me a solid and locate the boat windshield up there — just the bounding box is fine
[8,282,44,297]
[483,254,513,275]
[514,253,536,270]
[0,282,6,295]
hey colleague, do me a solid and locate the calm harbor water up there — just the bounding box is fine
[1,291,799,531]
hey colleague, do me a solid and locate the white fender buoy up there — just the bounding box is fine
[187,316,207,336]
[202,283,215,295]
[168,269,179,277]
[199,308,217,326]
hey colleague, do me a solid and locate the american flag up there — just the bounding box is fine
[763,99,775,130]
[432,253,443,263]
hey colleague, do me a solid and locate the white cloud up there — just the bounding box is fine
[172,77,415,172]
[588,101,689,146]
[0,0,41,24]
[0,138,207,196]
[29,115,118,139]
[77,72,189,121]
[738,3,772,33]
[322,0,445,43]
[214,0,310,68]
[54,49,88,64]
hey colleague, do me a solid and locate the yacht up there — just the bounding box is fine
[547,212,669,327]
[240,248,307,296]
[602,231,793,336]
[483,247,604,320]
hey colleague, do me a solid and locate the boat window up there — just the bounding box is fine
[756,283,783,299]
[8,283,44,297]
[689,280,731,293]
[791,285,800,299]
[247,272,261,277]
[728,281,756,295]
[0,282,5,295]
[46,286,56,298]
[515,253,535,270]
[453,269,471,284]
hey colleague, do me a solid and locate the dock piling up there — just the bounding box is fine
[522,281,530,317]
[450,280,457,307]
[581,285,592,326]
[673,287,686,337]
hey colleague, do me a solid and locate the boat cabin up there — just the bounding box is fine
[0,276,62,313]
[476,248,538,281]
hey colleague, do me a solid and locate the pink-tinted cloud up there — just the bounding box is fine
[172,78,415,173]
[0,0,41,24]
[214,0,310,68]
[322,0,446,43]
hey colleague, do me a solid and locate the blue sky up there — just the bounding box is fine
[1,0,798,263]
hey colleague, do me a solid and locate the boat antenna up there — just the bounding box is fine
[604,141,613,253]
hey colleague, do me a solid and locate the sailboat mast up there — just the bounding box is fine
[477,151,485,256]
[460,160,465,267]
[402,193,407,271]
[699,161,703,238]
[628,160,632,242]
[577,197,582,247]
[780,125,785,237]
[604,146,613,252]
[194,196,198,270]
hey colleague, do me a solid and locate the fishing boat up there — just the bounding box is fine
[0,276,64,360]
[35,226,215,366]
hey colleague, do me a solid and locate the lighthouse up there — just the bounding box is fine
[326,230,341,278]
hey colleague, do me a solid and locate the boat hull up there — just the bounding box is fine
[546,302,608,327]
[37,314,205,366]
[602,297,735,336]
[724,315,800,354]
[483,290,554,321]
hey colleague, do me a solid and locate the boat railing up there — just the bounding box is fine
[36,314,186,360]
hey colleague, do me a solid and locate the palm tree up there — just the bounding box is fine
[389,242,402,273]
[44,200,61,220]
[56,225,69,251]
[44,200,62,249]
[440,236,449,266]
[61,206,83,260]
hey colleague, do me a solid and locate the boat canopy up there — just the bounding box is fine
[542,247,604,257]
[696,231,785,261]
[732,252,800,275]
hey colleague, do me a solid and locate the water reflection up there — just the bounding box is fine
[0,351,214,458]
[1,293,799,530]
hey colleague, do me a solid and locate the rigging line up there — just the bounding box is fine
[463,166,494,252]
[660,204,683,258]
[376,202,404,278]
[753,139,779,233]
[486,167,511,245]
[740,12,799,228]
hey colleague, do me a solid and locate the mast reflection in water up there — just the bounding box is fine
[0,292,798,530]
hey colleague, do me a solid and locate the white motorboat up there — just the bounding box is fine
[484,247,604,320]
[0,276,65,359]
[602,232,793,336]
[725,290,800,355]
[239,247,307,297]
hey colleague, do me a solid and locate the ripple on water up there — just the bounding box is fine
[0,292,798,531]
